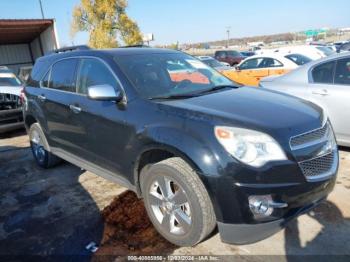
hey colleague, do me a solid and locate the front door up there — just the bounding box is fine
[73,57,128,175]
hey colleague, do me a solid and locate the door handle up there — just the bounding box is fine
[38,95,46,102]
[69,104,82,114]
[312,89,328,96]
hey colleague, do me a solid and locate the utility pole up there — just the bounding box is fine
[39,0,45,19]
[226,26,231,48]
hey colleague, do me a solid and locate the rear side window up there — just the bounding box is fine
[77,58,119,95]
[50,59,78,92]
[334,58,350,85]
[312,61,336,84]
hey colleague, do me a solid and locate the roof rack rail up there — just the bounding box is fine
[119,44,150,48]
[49,45,90,55]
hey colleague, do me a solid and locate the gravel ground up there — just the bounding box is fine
[0,130,349,261]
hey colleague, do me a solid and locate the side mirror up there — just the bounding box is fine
[235,65,241,71]
[87,84,123,102]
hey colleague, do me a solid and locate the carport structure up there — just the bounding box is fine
[0,19,59,73]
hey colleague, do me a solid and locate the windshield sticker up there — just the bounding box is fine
[186,59,209,69]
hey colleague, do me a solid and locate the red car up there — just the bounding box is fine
[214,50,246,66]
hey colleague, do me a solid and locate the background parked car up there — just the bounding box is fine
[221,53,306,86]
[260,52,350,147]
[240,51,256,57]
[197,56,232,71]
[214,50,246,66]
[337,42,350,53]
[258,45,335,60]
[0,67,24,134]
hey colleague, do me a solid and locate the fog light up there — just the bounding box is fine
[248,195,274,218]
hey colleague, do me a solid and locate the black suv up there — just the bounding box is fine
[23,47,338,246]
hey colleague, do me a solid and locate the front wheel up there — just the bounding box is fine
[140,157,216,246]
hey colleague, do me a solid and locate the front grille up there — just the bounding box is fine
[0,93,19,103]
[299,152,336,181]
[290,123,329,149]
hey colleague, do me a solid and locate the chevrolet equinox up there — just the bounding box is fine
[23,47,338,246]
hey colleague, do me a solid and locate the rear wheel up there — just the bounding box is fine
[140,157,216,246]
[29,123,61,168]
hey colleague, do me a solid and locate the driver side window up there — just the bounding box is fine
[77,58,120,95]
[240,58,262,70]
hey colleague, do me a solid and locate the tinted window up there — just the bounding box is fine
[334,58,350,85]
[227,51,241,57]
[50,59,78,92]
[216,51,226,58]
[285,54,312,66]
[114,53,235,99]
[40,70,50,88]
[312,61,336,84]
[77,58,119,95]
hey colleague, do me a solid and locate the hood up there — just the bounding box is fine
[160,87,323,141]
[0,86,22,96]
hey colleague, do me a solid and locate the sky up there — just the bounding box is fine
[0,0,349,46]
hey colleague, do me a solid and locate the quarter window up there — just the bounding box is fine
[50,59,78,92]
[312,61,336,84]
[334,58,350,85]
[77,58,119,95]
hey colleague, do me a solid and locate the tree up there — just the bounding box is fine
[71,0,143,48]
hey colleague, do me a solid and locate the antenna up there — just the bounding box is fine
[226,26,231,48]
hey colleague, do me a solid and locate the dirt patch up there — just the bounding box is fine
[93,191,176,259]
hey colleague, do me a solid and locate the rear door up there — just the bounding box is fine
[309,58,350,144]
[40,58,80,153]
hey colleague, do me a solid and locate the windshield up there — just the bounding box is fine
[0,76,22,86]
[285,54,312,66]
[316,46,335,56]
[227,51,241,57]
[114,53,236,99]
[202,58,223,68]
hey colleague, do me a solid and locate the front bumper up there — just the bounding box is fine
[217,196,325,244]
[199,150,338,245]
[0,108,24,133]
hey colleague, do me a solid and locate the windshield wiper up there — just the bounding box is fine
[148,93,199,100]
[196,84,239,95]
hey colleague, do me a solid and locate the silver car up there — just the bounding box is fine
[260,52,350,147]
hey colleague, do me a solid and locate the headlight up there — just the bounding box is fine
[214,126,287,167]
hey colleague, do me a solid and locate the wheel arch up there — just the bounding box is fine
[133,144,202,196]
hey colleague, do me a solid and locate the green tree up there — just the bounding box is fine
[71,0,143,48]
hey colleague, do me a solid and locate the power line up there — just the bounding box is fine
[39,0,45,19]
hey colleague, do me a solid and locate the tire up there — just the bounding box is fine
[140,157,216,246]
[29,123,61,168]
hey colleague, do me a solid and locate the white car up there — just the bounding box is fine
[0,67,24,133]
[258,45,335,60]
[260,52,350,146]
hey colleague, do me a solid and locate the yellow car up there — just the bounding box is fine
[221,53,309,87]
